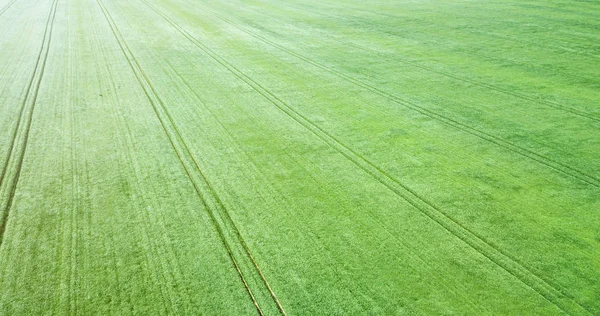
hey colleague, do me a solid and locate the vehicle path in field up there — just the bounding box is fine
[284,0,600,60]
[0,0,17,18]
[0,0,56,191]
[278,0,600,78]
[1,0,598,314]
[0,0,58,248]
[215,0,600,124]
[89,3,572,312]
[158,56,486,314]
[109,0,528,314]
[204,0,600,183]
[94,0,285,314]
[195,0,600,187]
[244,0,600,124]
[83,3,180,313]
[135,0,600,312]
[120,0,595,313]
[0,0,260,314]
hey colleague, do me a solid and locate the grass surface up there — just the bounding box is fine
[0,0,599,314]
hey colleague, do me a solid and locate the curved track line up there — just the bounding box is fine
[95,0,285,314]
[0,0,58,248]
[143,1,592,313]
[207,10,600,189]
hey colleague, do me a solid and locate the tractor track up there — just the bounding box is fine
[203,8,600,190]
[0,0,18,18]
[157,52,485,311]
[290,0,600,60]
[142,1,592,313]
[0,0,58,248]
[220,1,600,123]
[95,0,285,314]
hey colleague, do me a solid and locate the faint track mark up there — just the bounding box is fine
[94,0,286,314]
[297,0,600,60]
[162,47,483,312]
[0,0,18,18]
[229,2,600,122]
[275,0,599,84]
[209,10,600,189]
[0,0,59,248]
[144,1,592,313]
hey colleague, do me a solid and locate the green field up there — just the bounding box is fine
[1,0,599,314]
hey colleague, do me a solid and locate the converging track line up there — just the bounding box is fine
[217,1,600,123]
[94,0,286,314]
[0,0,59,248]
[141,1,592,314]
[207,11,600,190]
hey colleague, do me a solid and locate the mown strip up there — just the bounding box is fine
[0,0,58,247]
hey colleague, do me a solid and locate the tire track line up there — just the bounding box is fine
[88,2,179,311]
[467,27,600,60]
[171,49,485,311]
[68,55,78,316]
[88,19,146,315]
[56,7,75,312]
[349,41,600,122]
[161,56,483,312]
[208,10,600,189]
[226,2,600,122]
[303,0,600,61]
[275,0,598,84]
[0,0,18,18]
[134,1,287,314]
[103,64,177,316]
[94,0,284,314]
[145,1,591,313]
[0,0,58,248]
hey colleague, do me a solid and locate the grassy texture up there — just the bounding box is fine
[0,0,598,314]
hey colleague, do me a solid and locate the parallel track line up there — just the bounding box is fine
[276,0,598,83]
[225,2,600,122]
[161,55,484,311]
[0,0,59,248]
[0,0,18,18]
[146,2,591,313]
[208,10,600,189]
[94,0,284,314]
[138,0,288,314]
